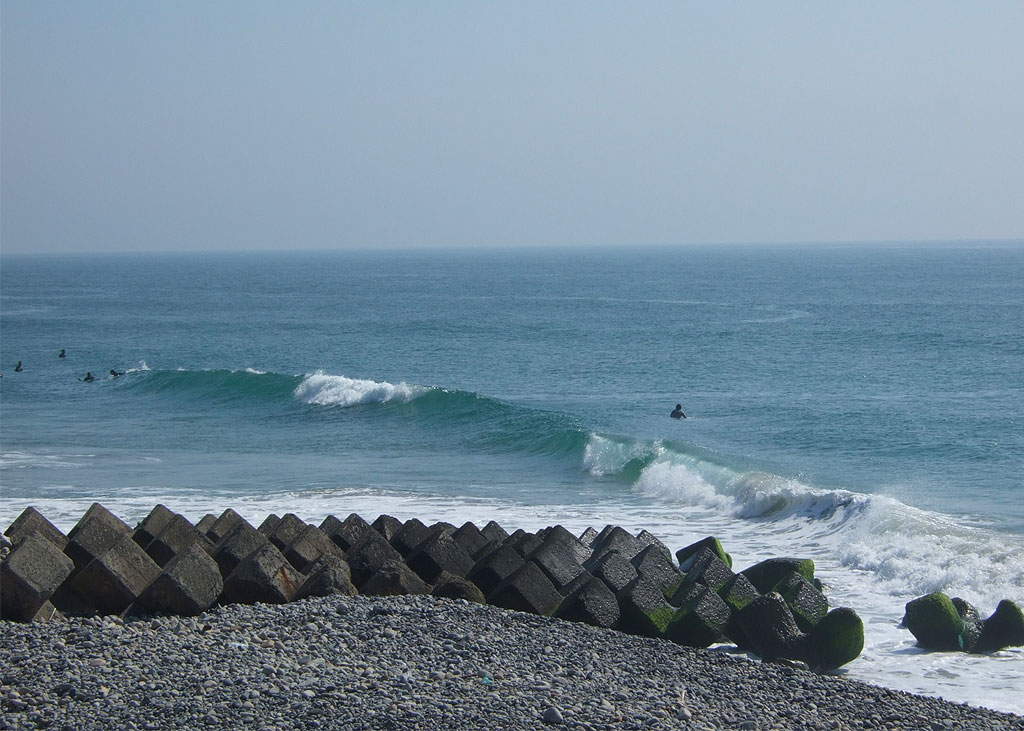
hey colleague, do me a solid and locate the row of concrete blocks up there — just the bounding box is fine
[0,504,863,670]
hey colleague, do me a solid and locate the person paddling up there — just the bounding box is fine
[670,403,686,419]
[81,372,95,382]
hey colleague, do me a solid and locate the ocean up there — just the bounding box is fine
[2,243,1022,714]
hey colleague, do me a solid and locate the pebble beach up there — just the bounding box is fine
[2,594,1022,731]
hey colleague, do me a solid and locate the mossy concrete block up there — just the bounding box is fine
[676,536,733,570]
[64,505,132,575]
[718,573,760,612]
[631,544,683,598]
[138,543,223,616]
[362,558,430,597]
[976,600,1024,652]
[489,561,563,617]
[212,521,269,578]
[740,557,815,594]
[282,524,345,574]
[145,514,214,568]
[72,533,161,616]
[1,532,75,621]
[296,554,357,600]
[432,570,486,604]
[777,572,829,632]
[556,575,620,629]
[618,576,680,639]
[346,529,404,589]
[467,544,525,598]
[951,597,983,652]
[809,607,864,670]
[132,504,177,549]
[717,573,761,649]
[4,507,68,551]
[668,583,731,648]
[737,592,809,664]
[320,513,370,552]
[902,592,964,651]
[221,543,302,605]
[677,547,735,594]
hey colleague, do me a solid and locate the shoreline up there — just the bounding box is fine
[2,594,1022,731]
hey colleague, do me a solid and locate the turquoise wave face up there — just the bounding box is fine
[116,368,871,525]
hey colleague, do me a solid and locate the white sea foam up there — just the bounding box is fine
[293,371,428,407]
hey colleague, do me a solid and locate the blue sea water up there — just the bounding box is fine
[2,243,1022,713]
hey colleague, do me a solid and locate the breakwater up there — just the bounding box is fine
[4,503,862,672]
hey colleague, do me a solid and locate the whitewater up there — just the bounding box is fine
[1,244,1022,713]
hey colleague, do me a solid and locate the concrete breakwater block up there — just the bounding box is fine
[296,553,357,600]
[406,531,474,584]
[212,521,270,578]
[346,529,404,588]
[282,524,345,574]
[902,592,1024,653]
[221,543,302,605]
[64,504,132,576]
[138,543,223,616]
[4,507,68,552]
[72,534,161,616]
[1,505,869,671]
[320,512,371,552]
[145,513,215,568]
[1,532,74,621]
[132,504,177,549]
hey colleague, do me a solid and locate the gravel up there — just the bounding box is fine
[2,594,1022,730]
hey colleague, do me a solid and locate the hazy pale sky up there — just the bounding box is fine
[2,2,1022,254]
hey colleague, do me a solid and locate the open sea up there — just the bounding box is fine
[1,243,1022,714]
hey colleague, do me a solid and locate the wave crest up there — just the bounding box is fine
[294,372,429,407]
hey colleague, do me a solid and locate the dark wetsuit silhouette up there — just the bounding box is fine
[670,404,686,419]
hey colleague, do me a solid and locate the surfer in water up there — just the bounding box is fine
[110,369,125,377]
[81,372,95,382]
[14,361,23,372]
[670,403,686,419]
[58,349,66,358]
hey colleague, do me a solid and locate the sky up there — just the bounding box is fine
[2,2,1023,254]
